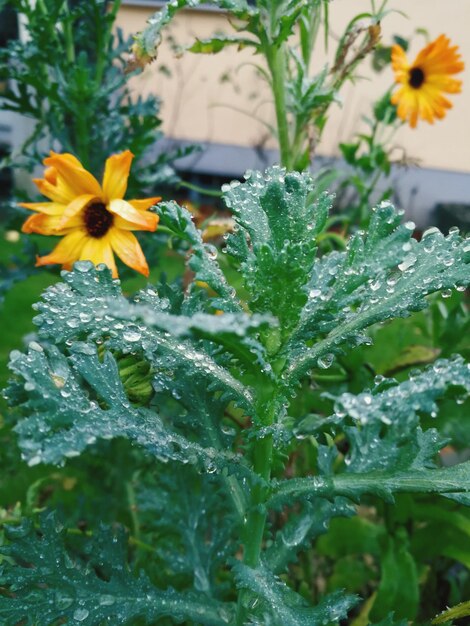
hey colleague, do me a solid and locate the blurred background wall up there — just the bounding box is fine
[117,0,470,227]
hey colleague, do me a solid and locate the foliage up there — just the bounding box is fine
[0,0,196,319]
[336,88,399,227]
[0,511,231,625]
[132,0,386,171]
[2,167,470,624]
[0,0,190,190]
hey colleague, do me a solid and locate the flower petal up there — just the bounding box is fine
[36,230,88,268]
[48,151,84,168]
[18,201,65,216]
[33,177,75,204]
[113,212,159,233]
[109,228,149,277]
[391,44,409,82]
[59,194,99,228]
[79,234,117,277]
[128,196,161,212]
[108,198,158,231]
[390,34,464,128]
[414,35,465,75]
[22,213,80,235]
[102,150,134,202]
[44,153,102,197]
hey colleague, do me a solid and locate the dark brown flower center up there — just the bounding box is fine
[84,202,113,238]
[408,67,425,89]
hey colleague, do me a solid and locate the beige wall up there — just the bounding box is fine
[117,1,470,173]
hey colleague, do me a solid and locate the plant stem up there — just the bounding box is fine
[242,434,273,567]
[265,44,292,169]
[178,180,223,198]
[125,480,141,544]
[62,2,76,64]
[96,0,122,85]
[236,395,276,624]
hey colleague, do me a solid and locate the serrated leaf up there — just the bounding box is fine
[6,343,248,479]
[327,356,470,473]
[433,600,470,624]
[135,465,237,593]
[265,498,354,573]
[269,460,470,509]
[0,511,232,626]
[101,298,276,380]
[32,263,256,415]
[134,0,256,63]
[233,561,359,626]
[156,201,242,312]
[285,216,470,384]
[223,167,330,330]
[188,35,258,54]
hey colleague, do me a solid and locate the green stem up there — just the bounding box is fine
[125,480,141,544]
[265,43,292,169]
[242,434,273,567]
[236,392,276,624]
[96,0,122,85]
[75,112,91,169]
[317,231,347,250]
[62,2,76,64]
[178,180,223,198]
[291,117,308,171]
[268,461,470,508]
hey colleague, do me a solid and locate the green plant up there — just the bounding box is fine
[132,0,388,172]
[0,0,189,190]
[335,89,399,228]
[0,0,198,318]
[1,167,470,624]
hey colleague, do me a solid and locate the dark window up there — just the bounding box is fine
[0,5,18,49]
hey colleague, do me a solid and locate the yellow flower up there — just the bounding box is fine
[20,151,160,277]
[391,34,464,128]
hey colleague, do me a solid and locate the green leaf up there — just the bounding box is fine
[102,299,276,380]
[224,167,330,331]
[285,216,470,384]
[265,498,354,573]
[6,343,248,479]
[369,615,409,626]
[0,511,232,625]
[286,58,337,131]
[233,561,359,626]
[293,356,470,479]
[134,465,237,593]
[328,356,470,473]
[339,142,360,165]
[411,520,470,570]
[316,516,383,559]
[269,461,470,509]
[369,534,419,621]
[32,263,256,415]
[373,89,397,123]
[135,0,255,62]
[188,36,258,54]
[433,601,470,624]
[156,200,242,312]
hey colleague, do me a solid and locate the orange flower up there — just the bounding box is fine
[20,151,160,277]
[391,34,464,128]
